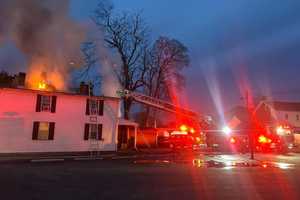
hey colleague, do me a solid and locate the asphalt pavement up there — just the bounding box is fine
[0,152,300,200]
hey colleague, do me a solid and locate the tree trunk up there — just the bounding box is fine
[123,98,132,120]
[145,106,151,127]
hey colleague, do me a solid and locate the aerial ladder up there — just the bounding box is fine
[117,89,210,149]
[118,90,197,118]
[117,90,211,130]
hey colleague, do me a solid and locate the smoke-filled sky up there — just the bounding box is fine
[1,0,300,116]
[71,0,300,116]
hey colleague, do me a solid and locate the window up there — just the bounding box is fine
[41,96,51,112]
[285,114,289,120]
[84,124,103,140]
[297,114,299,121]
[90,124,98,140]
[32,122,55,140]
[36,95,57,113]
[85,99,104,116]
[90,99,98,115]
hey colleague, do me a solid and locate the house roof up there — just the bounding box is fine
[0,87,120,101]
[268,101,300,111]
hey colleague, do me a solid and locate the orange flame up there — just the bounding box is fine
[26,66,65,91]
[38,81,47,90]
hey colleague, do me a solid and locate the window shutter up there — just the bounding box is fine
[51,96,57,113]
[98,100,104,116]
[85,99,90,115]
[32,121,39,140]
[84,123,89,140]
[36,95,41,112]
[98,124,103,140]
[48,122,55,140]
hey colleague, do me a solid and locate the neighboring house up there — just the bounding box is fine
[0,87,137,154]
[256,101,300,131]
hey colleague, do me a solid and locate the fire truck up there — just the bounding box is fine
[117,90,208,151]
[226,122,295,153]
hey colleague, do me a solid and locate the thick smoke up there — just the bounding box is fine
[0,0,85,90]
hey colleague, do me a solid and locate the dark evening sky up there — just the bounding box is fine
[2,0,300,116]
[70,0,300,115]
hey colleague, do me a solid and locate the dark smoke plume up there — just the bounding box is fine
[0,0,86,90]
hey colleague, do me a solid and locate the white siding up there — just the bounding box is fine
[0,88,120,153]
[272,110,300,127]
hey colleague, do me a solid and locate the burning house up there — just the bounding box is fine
[0,74,138,154]
[0,0,139,154]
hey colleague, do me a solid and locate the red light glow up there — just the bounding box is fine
[179,124,188,132]
[190,128,195,134]
[262,164,268,168]
[258,135,271,144]
[230,137,236,144]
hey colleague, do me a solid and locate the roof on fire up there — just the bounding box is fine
[0,87,120,101]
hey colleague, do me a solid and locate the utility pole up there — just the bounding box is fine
[245,90,254,160]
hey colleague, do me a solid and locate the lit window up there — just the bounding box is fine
[32,121,55,140]
[38,122,50,140]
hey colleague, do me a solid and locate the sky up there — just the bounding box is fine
[70,0,300,116]
[2,0,300,117]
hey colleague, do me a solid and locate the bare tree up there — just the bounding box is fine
[72,41,101,93]
[143,36,190,126]
[93,0,148,119]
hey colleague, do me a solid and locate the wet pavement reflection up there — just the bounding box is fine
[133,154,295,170]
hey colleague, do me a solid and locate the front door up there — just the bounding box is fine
[118,125,128,150]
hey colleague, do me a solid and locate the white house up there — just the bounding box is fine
[0,87,137,154]
[256,101,300,130]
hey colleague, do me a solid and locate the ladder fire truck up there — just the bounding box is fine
[117,90,209,150]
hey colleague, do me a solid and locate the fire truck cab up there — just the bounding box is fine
[228,124,295,153]
[169,125,206,151]
[259,124,295,152]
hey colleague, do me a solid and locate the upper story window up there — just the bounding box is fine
[41,96,51,111]
[36,94,57,113]
[86,99,104,116]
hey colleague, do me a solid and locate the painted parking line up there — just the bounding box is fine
[31,158,65,163]
[74,157,104,161]
[112,155,138,160]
